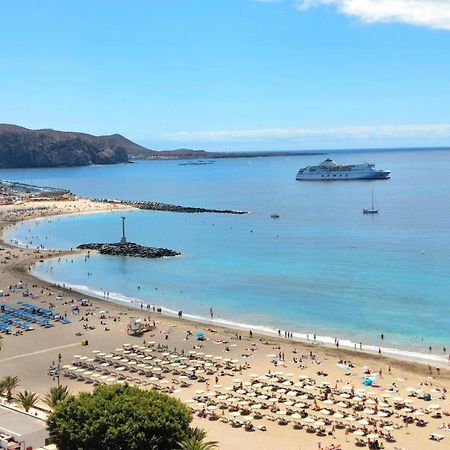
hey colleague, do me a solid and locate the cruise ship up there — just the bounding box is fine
[296,159,390,181]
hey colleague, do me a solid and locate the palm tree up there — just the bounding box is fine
[16,390,39,412]
[0,376,20,401]
[177,428,218,450]
[43,385,70,409]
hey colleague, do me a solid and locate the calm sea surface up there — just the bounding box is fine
[2,150,450,361]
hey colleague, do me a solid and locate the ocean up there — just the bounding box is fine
[2,149,450,363]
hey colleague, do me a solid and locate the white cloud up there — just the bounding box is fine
[296,0,450,30]
[165,123,450,142]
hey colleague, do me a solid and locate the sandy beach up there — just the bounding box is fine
[0,198,449,450]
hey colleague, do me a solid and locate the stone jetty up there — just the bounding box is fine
[77,242,180,259]
[93,198,248,215]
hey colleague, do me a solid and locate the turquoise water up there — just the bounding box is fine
[3,150,450,360]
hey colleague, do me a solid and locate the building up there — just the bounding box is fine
[0,405,50,450]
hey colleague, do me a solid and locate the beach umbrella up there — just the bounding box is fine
[304,385,315,391]
[91,373,101,378]
[282,381,292,386]
[298,394,309,400]
[92,350,101,354]
[251,404,262,409]
[323,399,334,405]
[320,409,332,415]
[379,402,390,408]
[277,389,287,394]
[196,331,204,338]
[353,430,365,436]
[367,433,379,439]
[115,367,125,371]
[230,411,240,417]
[333,413,344,419]
[238,400,249,406]
[236,389,246,395]
[358,419,369,425]
[383,426,394,431]
[339,393,350,398]
[266,354,277,358]
[314,420,325,427]
[291,413,303,420]
[429,404,441,410]
[207,405,217,411]
[73,354,82,359]
[287,391,297,397]
[345,416,356,422]
[304,417,315,423]
[413,410,425,416]
[276,410,287,415]
[363,408,375,415]
[381,394,391,398]
[258,394,268,400]
[377,412,389,417]
[294,402,307,408]
[337,402,349,408]
[224,387,233,391]
[393,396,403,402]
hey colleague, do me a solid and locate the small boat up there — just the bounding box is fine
[363,190,378,214]
[270,213,280,219]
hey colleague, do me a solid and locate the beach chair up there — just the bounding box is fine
[429,433,444,442]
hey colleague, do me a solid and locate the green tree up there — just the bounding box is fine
[0,376,20,401]
[47,383,192,450]
[16,390,39,412]
[43,385,70,409]
[177,428,218,450]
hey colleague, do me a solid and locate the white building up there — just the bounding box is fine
[0,406,50,450]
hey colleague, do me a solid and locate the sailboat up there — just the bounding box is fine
[363,189,378,214]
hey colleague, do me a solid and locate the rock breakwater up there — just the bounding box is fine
[94,199,248,215]
[77,242,180,259]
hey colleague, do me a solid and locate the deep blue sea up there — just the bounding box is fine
[2,149,450,362]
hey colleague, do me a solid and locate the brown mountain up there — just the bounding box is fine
[0,124,155,168]
[0,124,322,168]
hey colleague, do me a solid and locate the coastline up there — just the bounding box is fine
[1,198,449,371]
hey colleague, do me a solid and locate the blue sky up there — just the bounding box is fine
[1,0,450,151]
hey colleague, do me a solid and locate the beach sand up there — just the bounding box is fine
[0,198,449,450]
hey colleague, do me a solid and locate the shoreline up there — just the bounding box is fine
[1,200,448,371]
[1,198,449,450]
[29,257,450,367]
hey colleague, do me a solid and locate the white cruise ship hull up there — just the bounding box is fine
[296,171,390,180]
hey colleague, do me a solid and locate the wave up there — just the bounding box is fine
[32,263,450,366]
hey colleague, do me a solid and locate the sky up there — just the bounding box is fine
[0,0,450,151]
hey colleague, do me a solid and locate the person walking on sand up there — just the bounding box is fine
[210,307,214,318]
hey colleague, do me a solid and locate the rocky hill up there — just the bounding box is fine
[0,124,322,168]
[0,124,154,168]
